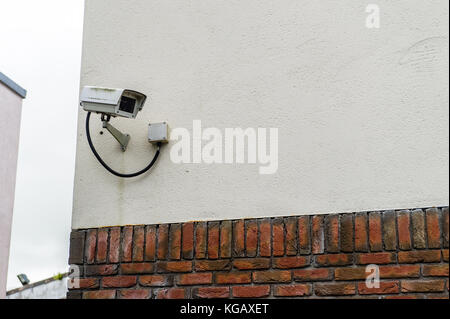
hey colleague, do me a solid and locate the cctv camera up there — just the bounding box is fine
[80,86,146,119]
[81,85,168,178]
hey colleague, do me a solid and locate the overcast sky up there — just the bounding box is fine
[0,0,84,290]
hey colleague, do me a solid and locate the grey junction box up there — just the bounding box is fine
[148,122,169,144]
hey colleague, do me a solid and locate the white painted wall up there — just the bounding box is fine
[0,84,23,298]
[73,0,449,229]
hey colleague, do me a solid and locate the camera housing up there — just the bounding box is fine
[80,86,146,119]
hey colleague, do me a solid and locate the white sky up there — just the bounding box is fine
[0,0,84,290]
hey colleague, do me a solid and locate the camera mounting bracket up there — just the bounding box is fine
[101,114,130,152]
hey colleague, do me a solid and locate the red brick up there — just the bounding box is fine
[118,289,150,299]
[385,295,422,299]
[426,208,441,248]
[355,213,368,252]
[285,217,298,255]
[76,278,99,289]
[132,226,145,262]
[335,268,367,281]
[401,280,445,293]
[233,258,270,270]
[423,264,449,277]
[72,212,450,301]
[379,265,420,278]
[139,275,173,287]
[120,263,154,274]
[397,211,412,250]
[274,284,311,297]
[121,226,133,262]
[259,219,272,257]
[96,229,108,263]
[325,215,339,253]
[195,260,231,271]
[298,216,310,254]
[442,207,449,248]
[195,222,207,259]
[86,229,97,264]
[398,250,441,263]
[312,215,324,254]
[315,283,355,296]
[253,270,291,283]
[411,209,426,249]
[356,252,396,265]
[233,220,245,257]
[144,225,156,261]
[219,221,232,258]
[368,212,383,251]
[293,268,332,281]
[215,272,251,284]
[102,276,136,288]
[273,256,309,269]
[66,291,82,300]
[443,249,449,262]
[207,222,220,259]
[336,264,415,282]
[83,290,116,299]
[427,295,450,300]
[273,218,285,256]
[340,214,354,252]
[169,224,181,260]
[85,264,118,276]
[383,211,397,251]
[358,281,399,295]
[156,288,187,299]
[316,254,353,266]
[193,287,230,299]
[177,273,212,285]
[338,296,381,299]
[156,261,192,273]
[182,222,194,259]
[68,230,83,265]
[109,227,120,263]
[245,220,258,257]
[232,286,270,298]
[157,224,169,260]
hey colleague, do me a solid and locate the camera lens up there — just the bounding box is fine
[119,96,136,114]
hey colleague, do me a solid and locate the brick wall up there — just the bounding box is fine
[67,207,449,299]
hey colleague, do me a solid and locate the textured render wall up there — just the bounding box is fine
[67,207,449,299]
[0,84,23,298]
[73,0,449,229]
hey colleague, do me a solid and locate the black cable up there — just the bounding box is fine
[85,111,161,178]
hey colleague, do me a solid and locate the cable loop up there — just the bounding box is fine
[85,112,161,178]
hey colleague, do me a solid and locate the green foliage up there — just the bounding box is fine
[53,273,64,281]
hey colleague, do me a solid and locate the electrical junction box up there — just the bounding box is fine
[148,122,169,144]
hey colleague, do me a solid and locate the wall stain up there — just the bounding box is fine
[399,36,448,73]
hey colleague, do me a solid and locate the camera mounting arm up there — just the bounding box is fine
[101,114,130,152]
